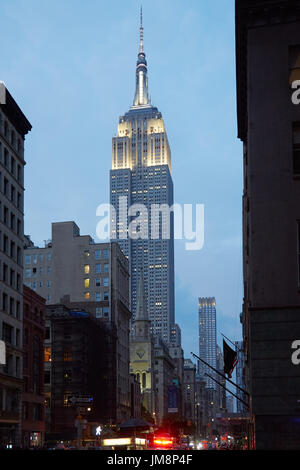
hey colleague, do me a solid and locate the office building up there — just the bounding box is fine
[236,0,300,449]
[198,297,217,389]
[0,86,31,447]
[110,11,175,342]
[24,221,131,423]
[46,304,117,438]
[183,359,196,426]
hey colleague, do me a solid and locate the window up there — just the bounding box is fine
[44,347,51,362]
[63,347,72,362]
[103,307,109,318]
[293,124,300,175]
[95,264,101,274]
[103,263,109,273]
[96,307,102,318]
[2,322,13,344]
[44,370,51,384]
[95,278,101,287]
[33,254,37,264]
[103,277,109,287]
[25,255,31,264]
[84,278,90,288]
[95,249,101,259]
[103,291,109,301]
[84,292,90,299]
[95,292,101,302]
[63,370,72,383]
[289,45,300,85]
[84,265,90,274]
[103,249,109,259]
[84,250,90,257]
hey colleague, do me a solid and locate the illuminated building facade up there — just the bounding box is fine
[110,11,174,342]
[198,297,217,390]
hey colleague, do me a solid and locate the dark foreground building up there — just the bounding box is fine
[22,285,45,448]
[236,0,300,449]
[46,304,117,441]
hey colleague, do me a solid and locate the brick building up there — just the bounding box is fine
[22,285,45,448]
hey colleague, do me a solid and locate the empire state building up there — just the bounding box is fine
[110,11,174,342]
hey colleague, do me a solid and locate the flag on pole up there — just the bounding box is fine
[223,339,238,378]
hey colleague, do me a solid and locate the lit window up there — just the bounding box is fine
[84,265,90,274]
[84,250,90,257]
[84,292,90,299]
[84,279,90,288]
[44,347,51,362]
[63,347,72,362]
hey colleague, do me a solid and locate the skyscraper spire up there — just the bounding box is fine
[133,6,150,107]
[139,6,144,53]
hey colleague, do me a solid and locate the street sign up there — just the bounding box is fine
[68,395,93,405]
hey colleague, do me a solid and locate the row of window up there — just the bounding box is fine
[25,253,51,264]
[84,291,109,301]
[0,202,22,237]
[0,230,22,265]
[0,171,22,209]
[84,248,109,259]
[84,263,109,274]
[0,113,23,156]
[1,291,21,318]
[84,277,109,288]
[25,266,51,277]
[2,262,21,292]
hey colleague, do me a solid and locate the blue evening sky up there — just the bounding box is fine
[1,0,243,362]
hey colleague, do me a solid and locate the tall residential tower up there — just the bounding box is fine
[110,11,174,342]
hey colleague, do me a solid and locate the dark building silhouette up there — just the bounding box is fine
[22,285,45,448]
[46,304,117,440]
[236,0,300,449]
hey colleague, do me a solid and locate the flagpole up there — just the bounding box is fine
[191,351,249,396]
[221,333,238,350]
[204,373,249,408]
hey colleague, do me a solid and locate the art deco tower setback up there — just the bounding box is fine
[110,12,174,342]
